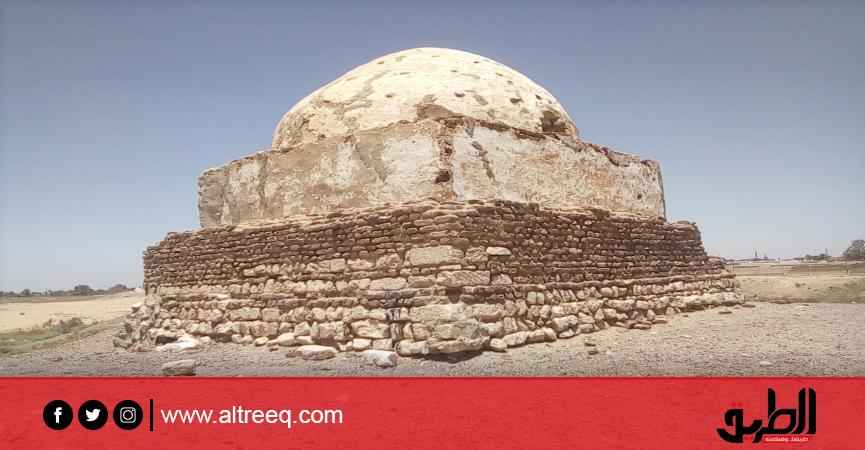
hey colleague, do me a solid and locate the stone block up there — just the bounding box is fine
[431,320,484,340]
[485,247,512,256]
[409,303,469,323]
[427,337,484,354]
[350,320,390,339]
[369,277,407,291]
[502,331,528,347]
[296,345,337,360]
[361,350,399,368]
[162,359,196,376]
[406,245,463,267]
[437,270,491,287]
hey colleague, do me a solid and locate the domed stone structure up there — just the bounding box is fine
[117,48,743,357]
[271,48,578,148]
[198,48,665,228]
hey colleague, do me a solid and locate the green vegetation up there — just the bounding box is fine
[0,318,97,355]
[844,239,865,260]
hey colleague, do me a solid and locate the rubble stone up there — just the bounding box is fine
[296,345,337,361]
[161,359,196,376]
[361,350,399,368]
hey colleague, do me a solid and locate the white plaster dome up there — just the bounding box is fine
[271,47,578,149]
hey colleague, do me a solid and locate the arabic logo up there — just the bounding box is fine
[717,388,816,443]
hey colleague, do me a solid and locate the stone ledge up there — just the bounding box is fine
[119,200,742,355]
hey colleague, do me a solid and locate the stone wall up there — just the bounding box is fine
[117,200,742,354]
[198,118,665,227]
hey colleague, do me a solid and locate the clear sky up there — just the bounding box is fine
[1,0,863,292]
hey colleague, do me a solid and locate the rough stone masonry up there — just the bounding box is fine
[116,48,743,356]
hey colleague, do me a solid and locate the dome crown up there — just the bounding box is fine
[272,47,577,149]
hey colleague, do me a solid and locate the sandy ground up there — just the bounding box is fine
[0,292,145,332]
[737,275,865,303]
[1,302,862,376]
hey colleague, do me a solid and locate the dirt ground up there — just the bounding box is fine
[0,292,144,332]
[737,275,865,303]
[1,302,862,376]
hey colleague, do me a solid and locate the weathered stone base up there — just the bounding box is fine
[115,200,744,354]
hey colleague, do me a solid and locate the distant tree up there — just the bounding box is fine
[21,289,31,297]
[73,284,94,296]
[843,239,865,260]
[107,284,130,293]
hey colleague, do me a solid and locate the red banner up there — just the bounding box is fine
[0,377,861,449]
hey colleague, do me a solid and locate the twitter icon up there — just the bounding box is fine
[85,409,100,422]
[78,400,108,430]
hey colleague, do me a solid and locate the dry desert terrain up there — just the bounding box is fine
[0,276,862,376]
[0,291,143,332]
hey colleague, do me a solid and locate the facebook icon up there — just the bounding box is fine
[42,400,73,430]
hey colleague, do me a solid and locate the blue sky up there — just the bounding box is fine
[1,0,863,291]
